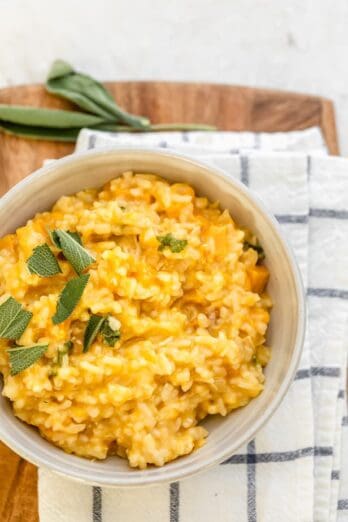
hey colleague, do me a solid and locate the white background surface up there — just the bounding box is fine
[0,0,347,153]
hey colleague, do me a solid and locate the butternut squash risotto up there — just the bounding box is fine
[0,172,271,468]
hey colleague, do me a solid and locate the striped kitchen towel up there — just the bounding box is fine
[38,128,347,522]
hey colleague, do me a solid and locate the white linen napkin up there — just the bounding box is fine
[38,127,348,522]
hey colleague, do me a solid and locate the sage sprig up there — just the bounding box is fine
[7,344,48,376]
[27,244,61,277]
[52,274,89,324]
[0,297,32,340]
[0,59,216,142]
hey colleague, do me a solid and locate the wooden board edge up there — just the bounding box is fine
[320,99,339,155]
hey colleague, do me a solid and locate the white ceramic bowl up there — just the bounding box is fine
[0,148,305,486]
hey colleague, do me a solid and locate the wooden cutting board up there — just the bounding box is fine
[0,81,339,522]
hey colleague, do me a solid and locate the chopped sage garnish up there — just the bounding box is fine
[27,243,61,277]
[49,229,82,248]
[83,314,121,351]
[52,274,90,324]
[243,241,265,262]
[57,341,73,366]
[50,230,95,274]
[157,233,187,253]
[0,297,32,340]
[83,314,106,353]
[100,317,121,347]
[7,344,48,376]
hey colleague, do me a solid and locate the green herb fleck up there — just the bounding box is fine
[52,274,90,325]
[0,297,32,340]
[157,234,187,253]
[83,315,106,353]
[57,340,73,366]
[243,241,265,262]
[49,367,58,378]
[251,354,258,365]
[7,344,48,376]
[50,230,95,274]
[101,317,121,347]
[27,243,61,277]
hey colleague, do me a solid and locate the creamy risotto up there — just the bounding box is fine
[0,172,271,468]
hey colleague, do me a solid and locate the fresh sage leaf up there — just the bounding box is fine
[52,230,95,274]
[66,231,82,245]
[0,121,80,142]
[0,297,32,340]
[46,60,150,129]
[157,233,187,253]
[8,344,48,376]
[47,60,111,119]
[83,314,106,353]
[49,229,82,248]
[27,244,61,277]
[0,104,106,128]
[49,230,61,248]
[101,317,121,347]
[52,274,90,324]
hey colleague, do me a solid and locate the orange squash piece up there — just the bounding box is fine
[248,265,269,294]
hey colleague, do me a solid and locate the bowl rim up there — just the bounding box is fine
[0,147,306,486]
